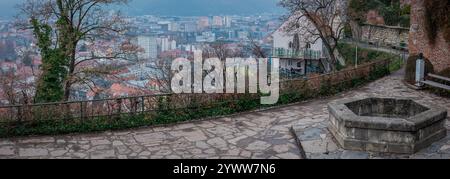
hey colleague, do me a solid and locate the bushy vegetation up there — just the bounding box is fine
[337,43,402,69]
[380,1,411,27]
[349,0,411,27]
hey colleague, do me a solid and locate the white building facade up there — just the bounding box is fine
[271,22,327,75]
[133,36,158,61]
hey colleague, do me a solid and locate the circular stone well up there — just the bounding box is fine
[328,97,448,154]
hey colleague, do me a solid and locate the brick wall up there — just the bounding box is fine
[409,0,450,72]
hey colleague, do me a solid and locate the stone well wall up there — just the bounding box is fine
[409,0,450,72]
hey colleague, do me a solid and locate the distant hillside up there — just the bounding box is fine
[124,0,284,16]
[0,0,23,18]
[0,0,284,18]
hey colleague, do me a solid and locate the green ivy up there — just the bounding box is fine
[31,19,68,103]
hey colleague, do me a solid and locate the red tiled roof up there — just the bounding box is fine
[109,83,141,97]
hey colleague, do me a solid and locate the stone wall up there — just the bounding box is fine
[409,0,450,72]
[361,24,409,47]
[400,0,411,6]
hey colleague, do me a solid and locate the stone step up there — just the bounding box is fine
[422,80,450,91]
[429,73,450,82]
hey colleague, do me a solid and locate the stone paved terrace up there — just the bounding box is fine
[0,70,449,159]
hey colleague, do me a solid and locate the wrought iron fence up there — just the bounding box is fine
[0,58,394,124]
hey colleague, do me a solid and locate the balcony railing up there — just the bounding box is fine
[272,48,324,60]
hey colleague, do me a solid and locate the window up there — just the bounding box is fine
[305,43,311,49]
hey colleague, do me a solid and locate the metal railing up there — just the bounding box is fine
[0,93,237,123]
[0,58,395,124]
[271,48,324,59]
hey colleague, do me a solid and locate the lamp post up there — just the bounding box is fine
[415,53,425,88]
[355,44,358,68]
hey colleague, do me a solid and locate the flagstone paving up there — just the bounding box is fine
[292,70,450,159]
[0,70,448,159]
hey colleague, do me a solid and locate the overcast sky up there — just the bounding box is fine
[0,0,284,18]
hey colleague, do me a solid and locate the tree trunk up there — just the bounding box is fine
[328,53,337,72]
[64,81,71,101]
[322,39,337,73]
[64,47,77,101]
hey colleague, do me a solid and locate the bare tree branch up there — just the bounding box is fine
[16,0,137,101]
[280,0,348,72]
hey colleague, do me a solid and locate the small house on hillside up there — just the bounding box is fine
[271,22,329,77]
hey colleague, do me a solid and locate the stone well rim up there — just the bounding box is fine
[328,97,448,132]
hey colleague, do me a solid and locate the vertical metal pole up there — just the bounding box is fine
[141,96,145,113]
[80,102,84,120]
[355,44,358,68]
[415,53,425,87]
[17,106,22,123]
[304,59,307,76]
[116,99,122,120]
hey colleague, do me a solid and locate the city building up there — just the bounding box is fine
[223,16,232,28]
[196,32,216,43]
[160,37,177,52]
[212,16,223,27]
[197,17,210,30]
[183,22,197,32]
[132,35,158,61]
[157,21,179,32]
[237,31,249,40]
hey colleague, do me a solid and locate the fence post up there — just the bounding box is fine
[132,97,139,114]
[80,101,84,121]
[141,96,145,113]
[17,106,22,123]
[116,99,122,120]
[81,101,89,121]
[387,58,391,72]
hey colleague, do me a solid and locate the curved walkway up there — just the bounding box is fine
[0,70,449,159]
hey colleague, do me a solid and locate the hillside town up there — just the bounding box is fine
[0,14,282,103]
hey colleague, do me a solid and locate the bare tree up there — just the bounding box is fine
[202,42,244,61]
[16,0,139,102]
[246,37,268,58]
[279,0,348,71]
[145,59,174,94]
[0,71,35,105]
